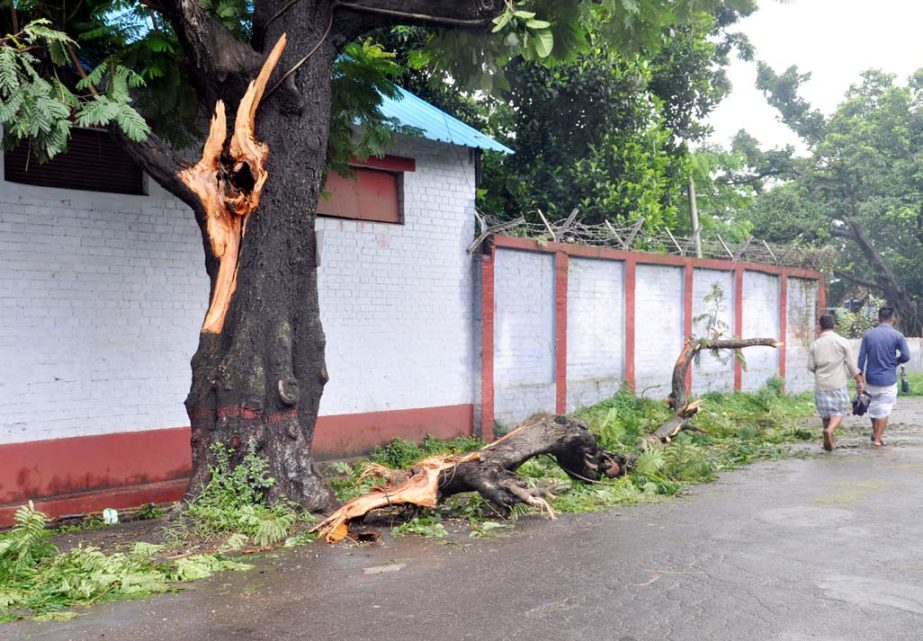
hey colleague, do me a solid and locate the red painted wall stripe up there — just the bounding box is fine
[779,273,789,390]
[554,251,569,414]
[0,427,191,506]
[480,245,497,441]
[684,262,694,395]
[734,266,744,391]
[0,403,475,525]
[312,404,473,458]
[625,257,637,391]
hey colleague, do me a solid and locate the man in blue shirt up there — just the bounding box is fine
[858,306,911,446]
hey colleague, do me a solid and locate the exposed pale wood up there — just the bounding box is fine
[227,33,287,216]
[178,35,287,334]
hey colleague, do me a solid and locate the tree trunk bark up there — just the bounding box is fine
[183,5,339,511]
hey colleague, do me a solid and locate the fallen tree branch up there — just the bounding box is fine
[313,415,632,542]
[668,337,783,412]
[314,336,783,542]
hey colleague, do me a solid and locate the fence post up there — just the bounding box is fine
[779,272,788,392]
[684,262,694,396]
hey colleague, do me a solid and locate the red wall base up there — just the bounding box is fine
[0,403,473,526]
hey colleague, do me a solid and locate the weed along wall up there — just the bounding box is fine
[479,236,825,431]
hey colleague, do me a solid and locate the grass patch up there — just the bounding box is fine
[326,379,816,527]
[901,372,923,396]
[183,444,312,546]
[1,443,316,623]
[0,502,250,622]
[4,383,818,618]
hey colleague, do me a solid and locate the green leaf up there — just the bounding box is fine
[533,29,554,58]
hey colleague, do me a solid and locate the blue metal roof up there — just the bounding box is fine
[380,86,513,154]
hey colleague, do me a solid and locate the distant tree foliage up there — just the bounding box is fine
[731,65,923,334]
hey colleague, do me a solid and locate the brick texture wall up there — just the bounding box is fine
[692,269,736,394]
[740,271,781,391]
[0,173,206,444]
[786,277,818,393]
[634,264,685,399]
[565,257,625,412]
[316,136,477,415]
[1,134,478,445]
[493,248,556,427]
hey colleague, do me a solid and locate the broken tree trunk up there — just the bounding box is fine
[667,337,783,411]
[637,336,783,447]
[180,34,286,334]
[180,21,339,511]
[313,415,632,542]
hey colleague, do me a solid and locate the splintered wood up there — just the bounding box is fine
[314,452,480,543]
[179,35,287,334]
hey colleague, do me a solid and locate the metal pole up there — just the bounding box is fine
[688,175,702,258]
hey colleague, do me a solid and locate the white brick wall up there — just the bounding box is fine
[634,264,684,399]
[0,168,207,444]
[1,134,479,444]
[317,136,476,415]
[691,269,736,394]
[493,248,555,427]
[566,257,625,411]
[741,271,781,391]
[786,277,817,392]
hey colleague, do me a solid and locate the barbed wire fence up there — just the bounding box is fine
[469,209,835,272]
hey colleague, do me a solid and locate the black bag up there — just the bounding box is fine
[901,366,911,394]
[852,390,871,416]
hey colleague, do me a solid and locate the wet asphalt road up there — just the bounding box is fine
[7,404,923,641]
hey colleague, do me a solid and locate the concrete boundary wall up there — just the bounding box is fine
[480,235,825,432]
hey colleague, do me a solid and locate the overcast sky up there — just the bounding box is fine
[705,0,923,150]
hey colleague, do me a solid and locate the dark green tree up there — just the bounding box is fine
[740,65,923,334]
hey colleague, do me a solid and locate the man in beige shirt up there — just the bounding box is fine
[808,313,865,451]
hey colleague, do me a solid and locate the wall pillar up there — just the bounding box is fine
[480,245,496,441]
[734,265,744,391]
[683,262,694,395]
[554,251,569,414]
[779,272,789,391]
[625,257,637,391]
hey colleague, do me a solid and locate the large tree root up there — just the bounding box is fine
[313,415,631,542]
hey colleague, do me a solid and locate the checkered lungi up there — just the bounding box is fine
[866,383,898,419]
[815,386,850,418]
